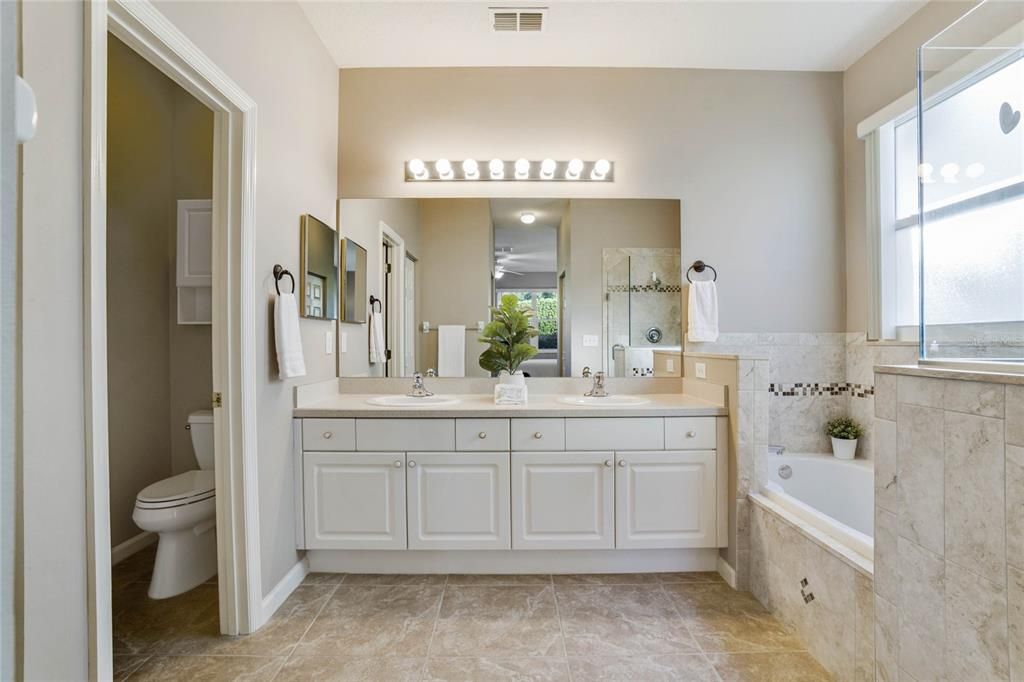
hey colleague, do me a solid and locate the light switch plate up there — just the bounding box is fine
[582,334,599,348]
[695,362,707,379]
[325,331,333,354]
[666,358,675,372]
[340,332,348,353]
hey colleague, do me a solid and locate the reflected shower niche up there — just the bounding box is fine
[603,248,682,377]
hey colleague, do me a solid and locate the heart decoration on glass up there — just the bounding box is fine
[1000,101,1021,135]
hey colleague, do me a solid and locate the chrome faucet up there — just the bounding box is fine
[582,366,592,378]
[408,372,434,398]
[585,371,608,398]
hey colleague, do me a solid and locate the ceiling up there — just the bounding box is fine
[491,198,566,273]
[299,1,926,72]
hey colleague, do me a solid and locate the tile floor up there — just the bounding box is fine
[113,548,830,681]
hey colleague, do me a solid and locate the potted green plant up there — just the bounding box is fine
[479,293,538,393]
[825,417,864,460]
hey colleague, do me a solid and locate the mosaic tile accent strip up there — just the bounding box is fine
[769,382,875,398]
[631,367,654,377]
[605,284,682,294]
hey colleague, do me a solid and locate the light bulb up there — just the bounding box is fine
[591,158,611,180]
[918,163,935,184]
[515,158,530,179]
[462,159,479,179]
[489,158,505,180]
[566,158,583,180]
[965,162,985,179]
[520,212,536,225]
[494,267,504,280]
[540,158,556,179]
[940,162,959,183]
[435,158,453,179]
[408,158,427,180]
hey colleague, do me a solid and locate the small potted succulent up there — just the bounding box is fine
[479,294,538,402]
[825,417,863,460]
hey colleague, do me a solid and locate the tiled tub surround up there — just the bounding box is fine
[872,366,1024,681]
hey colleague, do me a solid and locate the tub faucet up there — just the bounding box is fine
[585,371,608,398]
[767,445,786,456]
[408,372,434,398]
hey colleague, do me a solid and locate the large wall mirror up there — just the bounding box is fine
[300,214,339,320]
[336,198,681,379]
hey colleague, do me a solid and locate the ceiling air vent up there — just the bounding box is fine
[490,7,547,33]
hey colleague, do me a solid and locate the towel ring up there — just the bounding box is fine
[273,264,295,295]
[686,260,717,283]
[369,295,382,313]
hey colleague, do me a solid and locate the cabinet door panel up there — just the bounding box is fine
[615,450,716,549]
[512,451,614,549]
[407,452,510,550]
[304,452,406,549]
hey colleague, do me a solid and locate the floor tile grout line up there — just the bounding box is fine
[419,574,449,679]
[658,583,706,659]
[548,574,573,681]
[275,577,344,678]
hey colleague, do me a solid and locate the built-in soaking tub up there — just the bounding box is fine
[752,453,874,570]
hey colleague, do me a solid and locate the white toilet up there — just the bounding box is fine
[133,410,217,599]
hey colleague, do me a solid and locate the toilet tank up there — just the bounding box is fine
[188,410,215,470]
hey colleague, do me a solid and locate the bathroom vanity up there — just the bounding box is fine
[292,393,728,573]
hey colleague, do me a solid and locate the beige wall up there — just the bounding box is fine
[338,67,845,333]
[107,36,216,547]
[567,199,680,375]
[842,1,975,332]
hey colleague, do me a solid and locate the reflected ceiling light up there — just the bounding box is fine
[566,158,584,180]
[494,267,505,280]
[918,162,935,184]
[965,162,985,179]
[940,162,959,183]
[590,158,611,180]
[408,158,428,180]
[520,212,536,225]
[435,158,453,180]
[540,158,556,179]
[514,158,531,179]
[489,158,505,180]
[462,158,479,179]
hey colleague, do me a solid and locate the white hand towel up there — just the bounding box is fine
[437,325,466,377]
[369,310,386,364]
[274,293,307,379]
[687,280,719,343]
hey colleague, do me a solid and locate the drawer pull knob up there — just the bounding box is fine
[604,459,613,467]
[393,460,403,468]
[322,431,333,439]
[618,460,627,467]
[686,430,697,438]
[534,432,544,439]
[478,432,488,439]
[408,460,417,468]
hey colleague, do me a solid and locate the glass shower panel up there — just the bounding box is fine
[918,3,1024,364]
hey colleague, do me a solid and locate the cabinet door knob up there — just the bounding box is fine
[393,460,403,468]
[686,430,697,438]
[408,460,417,468]
[617,460,627,467]
[604,459,613,467]
[322,431,333,439]
[534,432,544,439]
[478,432,488,439]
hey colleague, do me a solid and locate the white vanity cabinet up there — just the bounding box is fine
[295,414,728,554]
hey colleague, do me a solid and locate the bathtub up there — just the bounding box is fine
[755,453,874,565]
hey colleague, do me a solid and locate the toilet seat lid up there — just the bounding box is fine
[138,470,215,504]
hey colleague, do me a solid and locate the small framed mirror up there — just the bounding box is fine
[340,237,368,323]
[300,214,339,320]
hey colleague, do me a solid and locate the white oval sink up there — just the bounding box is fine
[366,395,460,407]
[557,395,650,406]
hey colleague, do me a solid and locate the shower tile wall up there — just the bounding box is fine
[627,250,681,348]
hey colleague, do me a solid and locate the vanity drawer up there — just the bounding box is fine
[302,419,356,451]
[356,419,455,451]
[665,417,717,450]
[456,419,510,451]
[511,419,565,451]
[565,418,664,451]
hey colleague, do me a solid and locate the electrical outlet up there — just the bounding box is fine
[695,362,707,379]
[325,331,333,354]
[340,332,348,353]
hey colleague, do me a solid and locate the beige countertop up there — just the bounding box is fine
[294,393,727,419]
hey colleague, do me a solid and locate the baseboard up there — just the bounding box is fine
[111,531,157,566]
[258,556,309,628]
[717,555,737,588]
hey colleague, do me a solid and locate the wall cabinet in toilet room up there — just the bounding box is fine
[294,417,727,552]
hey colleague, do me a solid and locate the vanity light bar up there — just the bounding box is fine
[405,159,614,182]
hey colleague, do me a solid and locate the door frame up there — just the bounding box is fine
[378,220,406,377]
[85,1,261,678]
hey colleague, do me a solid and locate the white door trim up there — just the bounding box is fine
[378,220,406,377]
[85,1,261,679]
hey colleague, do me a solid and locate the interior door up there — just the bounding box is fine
[406,452,511,550]
[615,450,717,549]
[303,451,407,549]
[511,451,614,549]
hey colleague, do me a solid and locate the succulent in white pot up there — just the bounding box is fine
[479,294,538,403]
[825,417,863,460]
